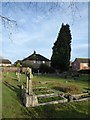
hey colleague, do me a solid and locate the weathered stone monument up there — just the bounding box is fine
[26,69,32,95]
[22,67,38,107]
[16,68,20,82]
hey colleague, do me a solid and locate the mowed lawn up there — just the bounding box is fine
[2,72,90,118]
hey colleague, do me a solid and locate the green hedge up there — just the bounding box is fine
[78,69,90,74]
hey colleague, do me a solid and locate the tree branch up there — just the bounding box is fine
[0,15,17,25]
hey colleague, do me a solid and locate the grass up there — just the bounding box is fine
[34,90,54,95]
[2,72,90,118]
[0,73,2,119]
[33,74,90,94]
[33,87,55,95]
[38,96,64,103]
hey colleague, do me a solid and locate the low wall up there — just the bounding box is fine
[38,98,68,106]
[2,67,26,72]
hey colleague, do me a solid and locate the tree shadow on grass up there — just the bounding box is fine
[83,87,90,93]
[3,81,33,117]
[28,103,90,119]
[84,87,90,91]
[4,73,18,81]
[11,77,18,81]
[3,81,22,102]
[3,82,89,118]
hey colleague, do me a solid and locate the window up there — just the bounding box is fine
[37,61,41,64]
[43,61,45,64]
[33,60,36,63]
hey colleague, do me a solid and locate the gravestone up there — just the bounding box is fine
[16,68,20,82]
[26,67,33,94]
[22,67,38,107]
[17,72,20,82]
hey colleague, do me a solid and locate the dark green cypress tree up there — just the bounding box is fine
[51,23,72,72]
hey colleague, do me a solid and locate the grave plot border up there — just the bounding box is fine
[21,79,90,107]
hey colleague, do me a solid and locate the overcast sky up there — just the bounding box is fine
[1,1,88,63]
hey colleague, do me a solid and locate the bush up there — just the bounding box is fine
[22,62,33,68]
[49,67,55,73]
[39,64,50,73]
[32,68,38,73]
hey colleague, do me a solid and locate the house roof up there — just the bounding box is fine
[22,51,50,62]
[0,59,12,64]
[75,58,90,63]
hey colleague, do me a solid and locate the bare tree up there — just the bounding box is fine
[1,0,82,23]
[0,1,83,41]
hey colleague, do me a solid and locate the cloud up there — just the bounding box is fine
[2,2,88,63]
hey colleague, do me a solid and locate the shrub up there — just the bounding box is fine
[49,67,55,73]
[22,62,33,68]
[39,64,50,73]
[17,62,21,67]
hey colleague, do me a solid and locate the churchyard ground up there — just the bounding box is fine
[2,71,90,118]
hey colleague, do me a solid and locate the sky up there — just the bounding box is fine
[0,1,89,63]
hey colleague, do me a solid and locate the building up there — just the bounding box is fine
[22,51,51,69]
[72,58,90,71]
[0,59,12,67]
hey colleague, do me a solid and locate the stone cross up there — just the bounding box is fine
[26,67,33,95]
[16,68,20,82]
[17,72,20,82]
[28,79,32,95]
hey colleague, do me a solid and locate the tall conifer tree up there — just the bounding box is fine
[51,23,72,72]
